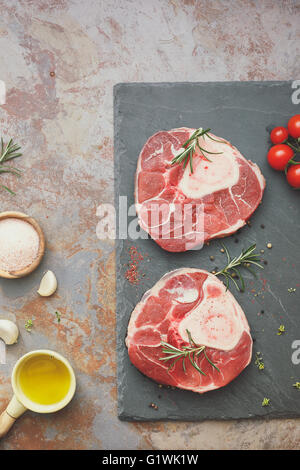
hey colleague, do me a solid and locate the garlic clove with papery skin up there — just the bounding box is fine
[37,270,58,297]
[0,319,19,345]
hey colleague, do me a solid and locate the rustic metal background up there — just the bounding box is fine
[0,0,299,450]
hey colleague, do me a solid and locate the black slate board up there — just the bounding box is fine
[114,81,300,421]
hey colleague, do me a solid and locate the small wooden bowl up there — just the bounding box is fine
[0,211,45,279]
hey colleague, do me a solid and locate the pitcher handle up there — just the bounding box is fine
[0,395,27,439]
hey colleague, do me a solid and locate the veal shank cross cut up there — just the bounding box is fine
[135,127,265,252]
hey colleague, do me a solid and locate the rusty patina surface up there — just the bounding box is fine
[0,0,299,450]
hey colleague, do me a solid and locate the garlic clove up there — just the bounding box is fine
[0,319,19,345]
[37,270,58,297]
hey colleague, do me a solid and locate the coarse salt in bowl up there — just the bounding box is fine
[0,212,45,278]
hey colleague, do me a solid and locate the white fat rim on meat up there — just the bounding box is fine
[126,268,250,353]
[210,218,245,238]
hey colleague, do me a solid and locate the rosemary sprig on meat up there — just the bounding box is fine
[160,244,263,377]
[216,243,263,292]
[171,128,225,173]
[159,329,220,376]
[0,138,22,194]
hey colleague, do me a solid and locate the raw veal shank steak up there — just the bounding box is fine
[126,268,252,393]
[135,128,265,252]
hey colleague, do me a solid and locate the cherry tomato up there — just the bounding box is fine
[267,144,294,171]
[286,164,300,188]
[270,126,288,144]
[288,114,300,139]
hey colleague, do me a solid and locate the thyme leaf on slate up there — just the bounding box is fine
[277,325,285,335]
[255,352,265,370]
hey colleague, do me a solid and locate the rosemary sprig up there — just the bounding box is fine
[159,329,220,376]
[0,138,22,194]
[216,243,263,292]
[171,128,225,173]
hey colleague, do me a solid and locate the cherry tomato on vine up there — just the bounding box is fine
[288,114,300,139]
[286,164,300,188]
[267,144,294,171]
[270,126,288,144]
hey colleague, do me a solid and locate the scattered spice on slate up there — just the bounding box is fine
[125,245,144,285]
[260,224,265,229]
[261,277,268,289]
[234,238,239,243]
[263,260,268,265]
